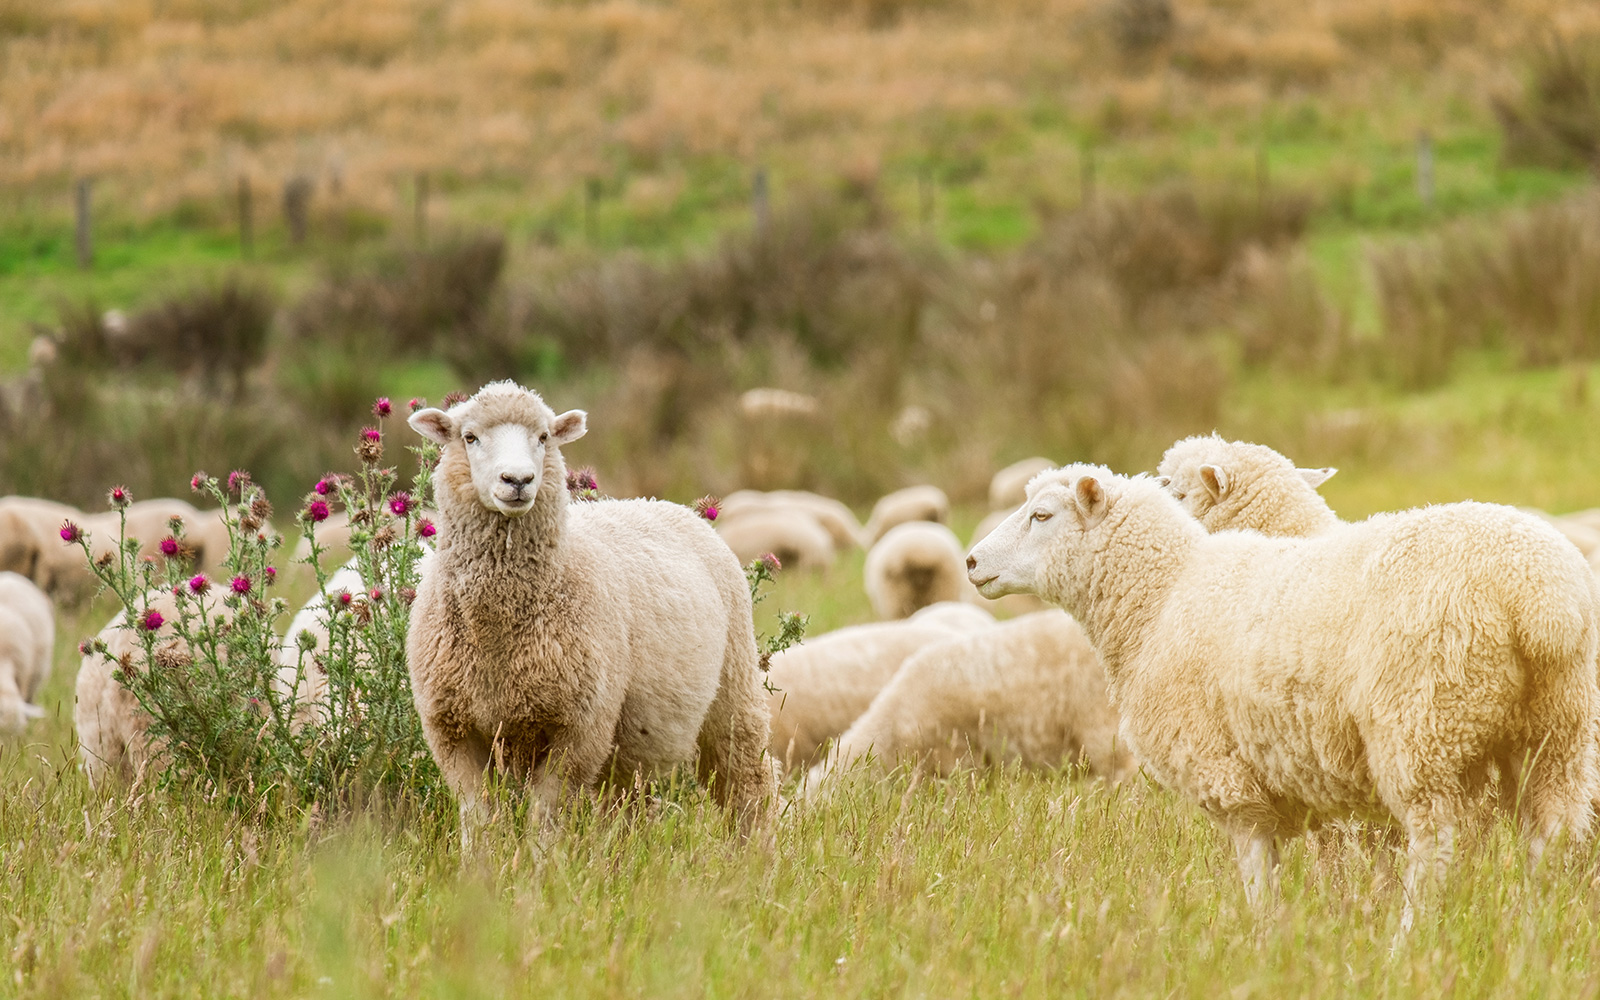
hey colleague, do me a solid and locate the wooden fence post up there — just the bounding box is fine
[237,175,254,258]
[74,178,92,270]
[1416,130,1434,210]
[415,171,429,245]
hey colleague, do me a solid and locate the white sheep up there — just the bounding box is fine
[739,387,820,420]
[720,490,863,550]
[0,572,53,731]
[1156,434,1338,538]
[802,610,1131,796]
[862,485,949,545]
[968,465,1599,923]
[864,521,975,620]
[765,603,994,772]
[1520,508,1600,560]
[989,457,1055,511]
[274,560,368,727]
[31,497,225,601]
[406,381,776,844]
[715,507,836,570]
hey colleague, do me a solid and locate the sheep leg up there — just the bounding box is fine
[522,725,616,831]
[697,678,778,835]
[1226,823,1280,910]
[1399,806,1457,933]
[430,729,492,853]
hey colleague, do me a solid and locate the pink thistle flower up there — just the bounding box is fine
[230,575,252,595]
[442,390,468,407]
[190,472,206,492]
[389,492,413,517]
[370,586,384,601]
[408,397,424,412]
[264,567,277,586]
[140,608,164,632]
[373,397,392,417]
[337,591,353,607]
[360,426,381,443]
[172,584,184,598]
[59,521,82,544]
[418,519,437,539]
[159,537,180,557]
[314,478,332,496]
[693,496,720,522]
[761,552,782,573]
[227,469,251,495]
[189,574,209,594]
[107,485,131,509]
[305,499,331,523]
[400,587,417,606]
[77,639,93,656]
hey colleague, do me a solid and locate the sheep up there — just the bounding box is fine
[274,560,367,727]
[715,507,837,570]
[968,512,1050,617]
[1155,434,1338,538]
[967,465,1600,923]
[1519,508,1600,560]
[30,497,223,601]
[720,490,863,550]
[739,387,819,420]
[765,605,994,772]
[863,485,949,545]
[0,572,53,731]
[0,503,47,580]
[989,457,1055,511]
[292,509,354,567]
[802,610,1131,797]
[864,521,974,620]
[406,381,777,845]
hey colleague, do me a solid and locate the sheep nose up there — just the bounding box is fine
[501,472,535,488]
[965,555,977,571]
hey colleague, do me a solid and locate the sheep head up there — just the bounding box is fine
[1156,434,1335,535]
[410,381,587,518]
[967,464,1115,601]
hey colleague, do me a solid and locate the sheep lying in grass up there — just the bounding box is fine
[864,521,974,620]
[0,572,53,731]
[863,485,949,545]
[989,457,1055,512]
[803,610,1130,797]
[968,465,1600,922]
[26,497,227,601]
[765,602,994,771]
[407,381,776,844]
[721,490,863,550]
[1156,434,1337,538]
[716,507,836,570]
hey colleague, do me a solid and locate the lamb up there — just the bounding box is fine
[0,572,53,731]
[1155,434,1338,538]
[802,610,1131,796]
[989,457,1055,511]
[765,603,994,772]
[715,507,836,570]
[720,490,863,550]
[406,381,776,844]
[967,465,1600,922]
[864,521,975,620]
[863,485,949,545]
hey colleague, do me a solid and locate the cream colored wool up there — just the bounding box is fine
[864,521,973,620]
[720,490,863,550]
[275,560,367,727]
[803,610,1131,797]
[862,485,949,545]
[988,457,1055,511]
[907,600,995,632]
[1519,508,1600,559]
[968,465,1600,918]
[765,606,993,772]
[406,382,776,844]
[0,572,53,731]
[0,504,47,580]
[32,498,224,601]
[1,496,83,597]
[715,507,836,570]
[1156,434,1338,538]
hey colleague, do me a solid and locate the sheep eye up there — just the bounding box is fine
[539,432,548,444]
[1031,510,1052,523]
[463,432,478,444]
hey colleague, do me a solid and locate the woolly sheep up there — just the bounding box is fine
[765,605,994,772]
[864,521,975,620]
[968,512,1050,617]
[802,610,1131,796]
[406,381,776,845]
[863,485,949,545]
[715,507,836,570]
[32,498,224,601]
[0,503,47,580]
[739,387,819,420]
[907,600,996,632]
[274,560,367,727]
[1156,434,1338,538]
[968,465,1599,922]
[0,572,53,731]
[989,457,1055,512]
[720,490,863,550]
[1519,508,1600,559]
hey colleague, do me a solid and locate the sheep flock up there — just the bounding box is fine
[13,381,1600,929]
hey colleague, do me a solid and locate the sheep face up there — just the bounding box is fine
[410,383,587,517]
[1156,435,1335,531]
[967,464,1114,600]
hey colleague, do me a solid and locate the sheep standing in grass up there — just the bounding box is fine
[0,572,53,731]
[715,508,836,570]
[864,521,975,620]
[765,603,994,772]
[968,465,1599,923]
[1156,434,1337,538]
[863,485,949,545]
[406,382,776,844]
[720,490,863,550]
[803,610,1130,797]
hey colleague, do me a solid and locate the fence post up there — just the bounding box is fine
[1255,144,1269,207]
[917,165,934,229]
[414,171,429,245]
[1081,143,1096,208]
[283,175,311,245]
[752,166,770,233]
[1416,130,1434,210]
[74,178,92,270]
[237,175,254,258]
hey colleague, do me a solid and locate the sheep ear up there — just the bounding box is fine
[1154,475,1172,489]
[1073,476,1109,527]
[1199,465,1227,501]
[551,409,587,445]
[409,408,455,444]
[1299,466,1337,489]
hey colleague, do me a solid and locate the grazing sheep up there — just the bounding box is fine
[803,610,1131,796]
[765,605,993,772]
[715,507,837,570]
[406,381,776,844]
[0,504,47,580]
[968,465,1600,923]
[274,561,367,727]
[1,497,82,595]
[32,498,221,601]
[863,485,949,545]
[721,490,863,550]
[989,457,1055,512]
[864,521,973,620]
[0,572,53,731]
[1156,434,1337,538]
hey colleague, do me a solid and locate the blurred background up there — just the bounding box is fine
[2,0,1599,517]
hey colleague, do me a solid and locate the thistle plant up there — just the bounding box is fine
[71,402,442,811]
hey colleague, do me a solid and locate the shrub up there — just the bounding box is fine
[1495,31,1600,171]
[117,278,276,398]
[69,415,441,811]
